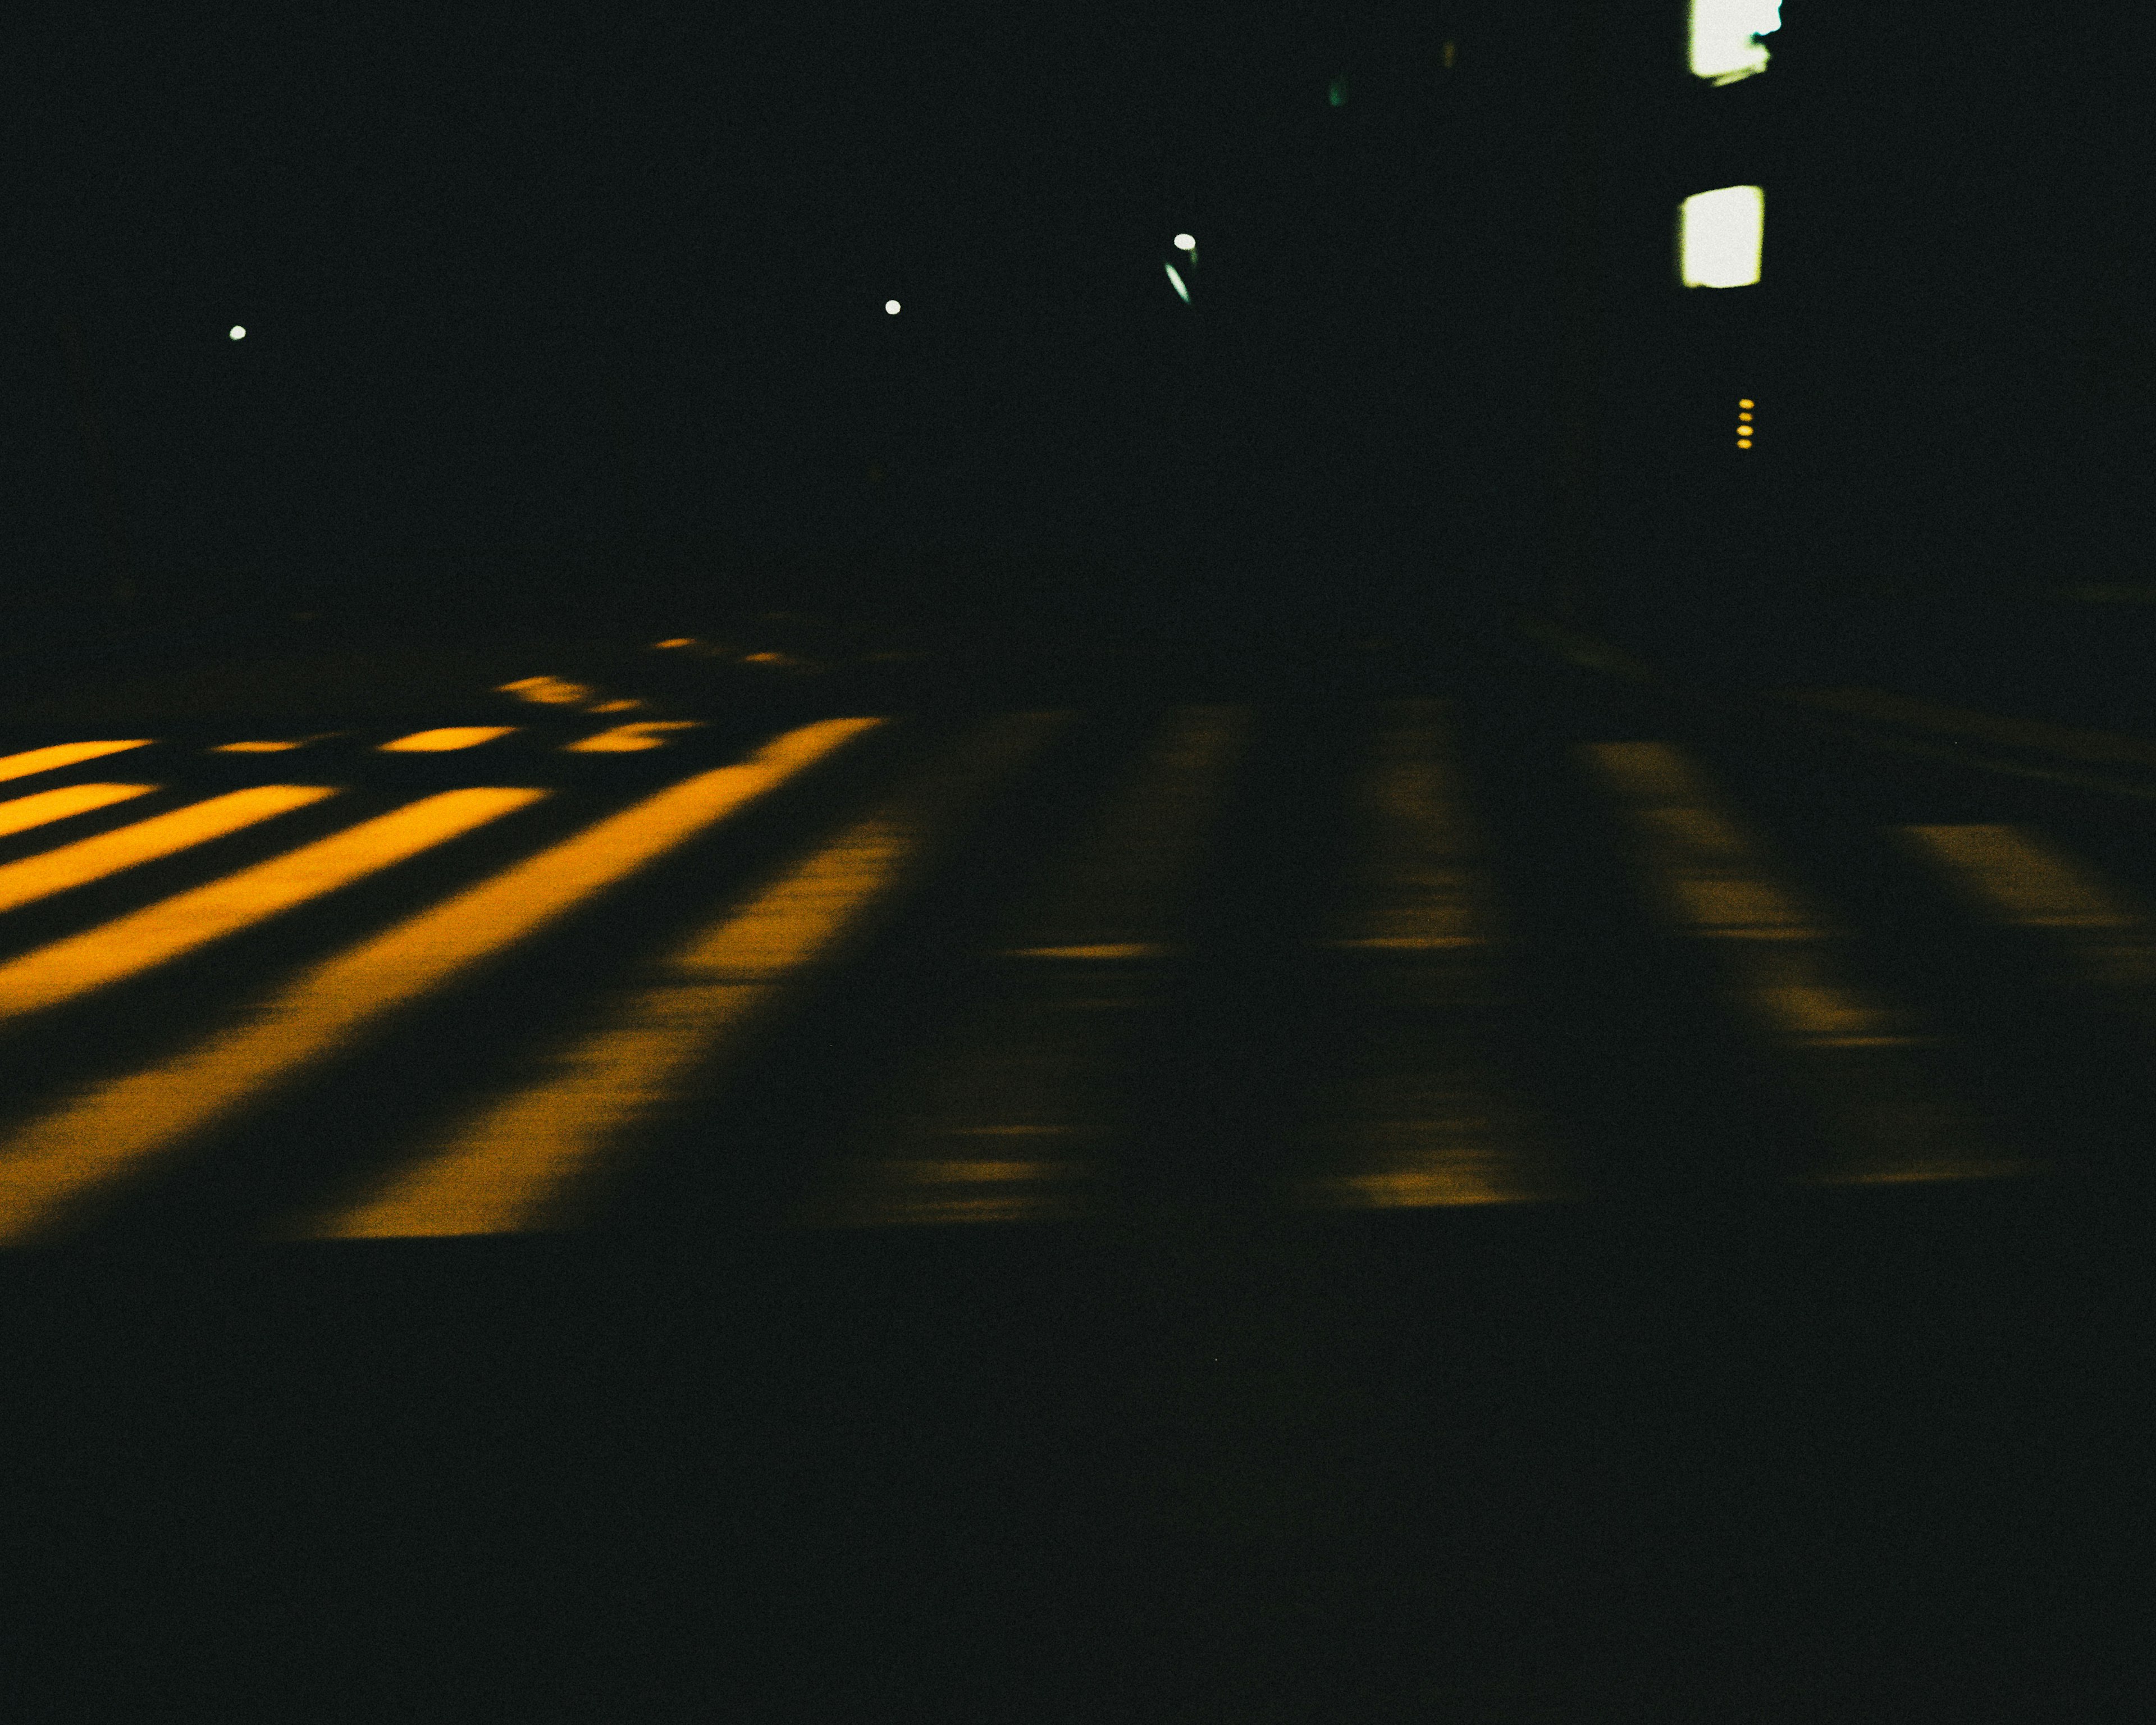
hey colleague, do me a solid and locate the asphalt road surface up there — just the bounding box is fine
[2,608,2148,1723]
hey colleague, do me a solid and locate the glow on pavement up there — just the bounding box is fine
[0,719,880,1245]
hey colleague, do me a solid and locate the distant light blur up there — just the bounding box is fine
[1688,0,1782,85]
[884,299,901,315]
[1173,233,1195,252]
[1164,262,1190,304]
[229,326,246,340]
[1677,185,1764,288]
[376,727,518,754]
[496,675,597,707]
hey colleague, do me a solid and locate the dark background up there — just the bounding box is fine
[5,2,2150,670]
[4,13,2156,1719]
[10,1,1508,649]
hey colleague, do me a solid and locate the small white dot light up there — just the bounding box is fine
[229,325,246,340]
[1173,233,1196,252]
[884,299,901,315]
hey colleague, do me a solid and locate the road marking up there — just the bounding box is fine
[563,721,706,753]
[1296,700,1566,1208]
[0,786,341,916]
[0,742,154,783]
[995,704,1251,958]
[1898,824,2156,994]
[1585,742,1906,1037]
[496,676,596,706]
[1324,698,1495,950]
[0,783,158,839]
[1319,936,1486,950]
[0,788,547,1024]
[1583,740,2026,1185]
[1898,824,2140,929]
[377,727,519,752]
[213,737,345,754]
[799,707,1251,1227]
[0,718,881,1246]
[808,1153,1090,1226]
[305,712,1060,1239]
[1004,943,1164,960]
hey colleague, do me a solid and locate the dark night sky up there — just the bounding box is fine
[7,3,2146,623]
[12,2,1520,600]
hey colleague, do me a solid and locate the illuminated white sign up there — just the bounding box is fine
[1688,0,1782,85]
[1677,185,1764,288]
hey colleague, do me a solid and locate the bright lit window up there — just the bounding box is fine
[1688,0,1782,85]
[1677,185,1764,287]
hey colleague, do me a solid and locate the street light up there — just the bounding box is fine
[1165,232,1197,304]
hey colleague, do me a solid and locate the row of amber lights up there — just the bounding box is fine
[1737,398,1755,448]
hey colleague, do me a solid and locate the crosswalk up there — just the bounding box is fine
[0,696,2149,1249]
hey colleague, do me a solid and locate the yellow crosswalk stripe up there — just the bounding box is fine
[306,711,1063,1238]
[0,741,153,783]
[377,727,518,752]
[1584,740,2026,1185]
[0,718,880,1245]
[1899,824,2156,995]
[564,722,705,753]
[0,788,546,1024]
[1899,824,2142,929]
[1322,698,1495,952]
[0,784,158,839]
[1299,699,1568,1208]
[995,705,1250,959]
[0,786,341,917]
